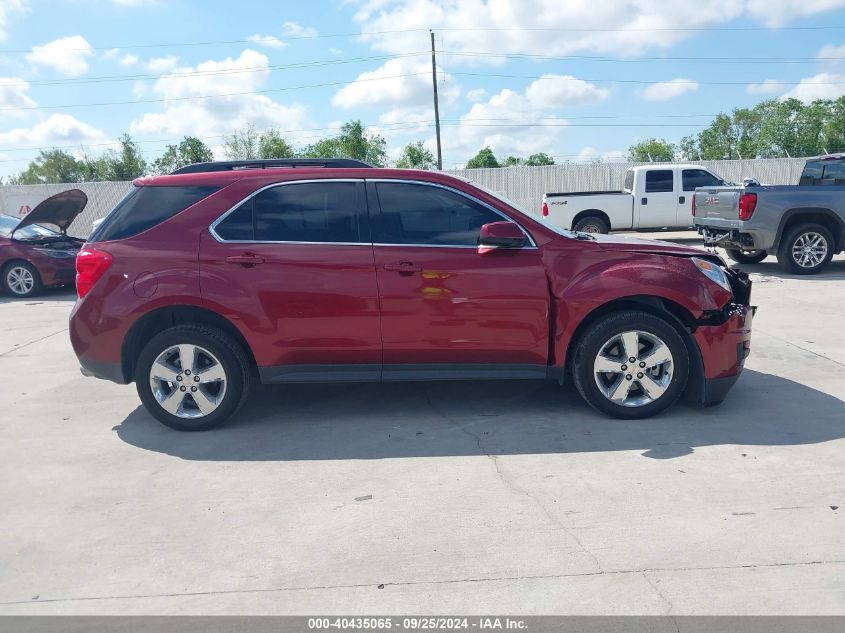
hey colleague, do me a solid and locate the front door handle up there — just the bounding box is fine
[226,254,265,267]
[384,261,421,274]
[679,195,686,204]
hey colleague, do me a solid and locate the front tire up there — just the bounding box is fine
[572,310,689,419]
[725,248,767,265]
[135,324,251,431]
[776,223,834,275]
[3,261,42,298]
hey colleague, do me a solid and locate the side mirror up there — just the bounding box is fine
[478,221,527,248]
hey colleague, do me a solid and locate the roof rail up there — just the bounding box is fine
[170,158,373,174]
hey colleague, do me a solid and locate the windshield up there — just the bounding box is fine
[467,180,577,238]
[0,214,60,239]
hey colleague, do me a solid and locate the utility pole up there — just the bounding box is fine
[430,30,443,170]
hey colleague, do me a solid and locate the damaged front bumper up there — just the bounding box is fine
[689,268,756,406]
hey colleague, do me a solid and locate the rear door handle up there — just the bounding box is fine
[384,261,421,274]
[226,254,265,267]
[641,197,648,205]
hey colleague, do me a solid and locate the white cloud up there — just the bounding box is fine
[745,0,845,27]
[818,43,845,60]
[247,34,287,49]
[332,57,459,108]
[352,1,845,58]
[26,35,94,77]
[576,146,627,163]
[102,47,121,60]
[466,88,488,102]
[524,74,610,106]
[781,72,845,101]
[119,53,139,67]
[0,76,37,118]
[281,21,317,38]
[129,49,308,148]
[440,74,607,160]
[0,113,109,147]
[641,78,699,101]
[144,55,179,72]
[746,79,783,95]
[0,0,28,40]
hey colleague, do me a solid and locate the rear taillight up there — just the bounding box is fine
[738,192,757,221]
[76,247,112,298]
[542,201,549,217]
[691,194,696,217]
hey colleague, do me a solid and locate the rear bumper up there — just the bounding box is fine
[78,356,127,384]
[696,225,769,251]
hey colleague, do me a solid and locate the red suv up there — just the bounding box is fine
[70,159,754,431]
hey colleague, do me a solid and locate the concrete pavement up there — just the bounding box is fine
[0,245,843,615]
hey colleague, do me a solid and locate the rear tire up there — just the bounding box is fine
[573,215,609,234]
[725,248,767,265]
[3,261,42,298]
[776,223,834,275]
[135,324,251,431]
[572,310,689,419]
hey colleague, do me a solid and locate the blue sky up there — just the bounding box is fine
[1,0,845,177]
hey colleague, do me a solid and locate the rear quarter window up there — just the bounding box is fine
[90,185,220,242]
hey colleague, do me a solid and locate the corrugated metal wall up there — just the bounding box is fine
[0,158,807,237]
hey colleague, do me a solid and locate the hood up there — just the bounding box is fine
[589,232,709,258]
[12,189,87,235]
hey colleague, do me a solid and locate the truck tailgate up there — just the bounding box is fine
[694,187,741,226]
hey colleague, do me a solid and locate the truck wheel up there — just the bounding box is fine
[573,216,609,234]
[572,310,689,420]
[776,223,834,275]
[3,261,42,298]
[725,248,767,265]
[135,324,251,431]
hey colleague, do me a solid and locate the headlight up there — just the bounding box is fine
[692,257,732,293]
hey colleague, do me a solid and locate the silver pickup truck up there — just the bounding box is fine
[694,154,845,274]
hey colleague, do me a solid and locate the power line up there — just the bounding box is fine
[0,52,428,87]
[5,24,845,54]
[444,50,845,64]
[453,72,845,86]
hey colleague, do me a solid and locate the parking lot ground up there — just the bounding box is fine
[0,242,843,615]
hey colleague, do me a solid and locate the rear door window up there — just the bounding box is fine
[822,161,845,183]
[800,161,824,185]
[645,170,674,193]
[682,169,722,191]
[213,181,368,243]
[91,185,219,241]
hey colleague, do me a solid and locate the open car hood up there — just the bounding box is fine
[590,233,709,258]
[12,189,88,235]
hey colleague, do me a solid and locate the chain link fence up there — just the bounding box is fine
[0,158,807,237]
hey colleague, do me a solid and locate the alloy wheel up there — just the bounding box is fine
[791,232,828,269]
[149,344,227,419]
[593,330,674,408]
[6,266,34,296]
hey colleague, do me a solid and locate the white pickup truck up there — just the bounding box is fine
[541,164,728,234]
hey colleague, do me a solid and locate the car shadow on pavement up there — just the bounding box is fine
[731,258,845,281]
[114,369,845,462]
[0,286,76,304]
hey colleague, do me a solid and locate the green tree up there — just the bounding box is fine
[525,152,554,166]
[395,141,436,169]
[98,134,147,180]
[628,138,675,162]
[302,120,387,166]
[258,129,297,159]
[501,156,523,167]
[153,136,214,174]
[15,149,88,184]
[223,125,260,160]
[466,146,500,168]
